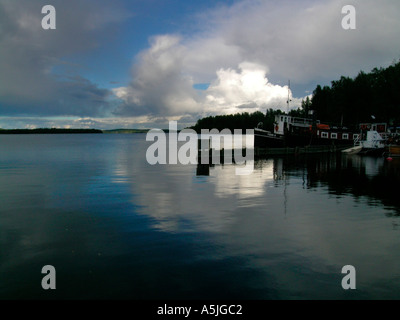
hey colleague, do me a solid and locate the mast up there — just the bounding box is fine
[286,80,291,114]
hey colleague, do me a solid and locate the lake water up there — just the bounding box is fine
[1,134,400,300]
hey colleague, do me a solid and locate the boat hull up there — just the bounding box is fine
[342,145,362,154]
[358,148,385,156]
[254,131,285,148]
[254,131,354,149]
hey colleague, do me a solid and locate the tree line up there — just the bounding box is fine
[191,110,274,133]
[311,60,400,127]
[190,108,310,133]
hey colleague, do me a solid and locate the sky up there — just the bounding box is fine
[0,0,399,129]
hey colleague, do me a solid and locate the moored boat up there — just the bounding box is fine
[357,123,387,156]
[342,145,362,154]
[254,114,357,151]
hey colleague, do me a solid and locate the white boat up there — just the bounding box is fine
[342,123,387,156]
[342,145,362,154]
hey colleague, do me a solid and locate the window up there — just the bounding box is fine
[321,132,329,138]
[331,133,337,139]
[342,133,349,139]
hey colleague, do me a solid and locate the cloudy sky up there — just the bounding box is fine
[0,0,399,129]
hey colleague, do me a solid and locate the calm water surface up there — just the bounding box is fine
[1,134,400,300]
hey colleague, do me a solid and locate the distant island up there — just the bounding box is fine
[0,128,158,134]
[102,129,150,134]
[0,128,103,134]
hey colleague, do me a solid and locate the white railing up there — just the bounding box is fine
[380,132,389,140]
[291,117,314,125]
[353,135,361,146]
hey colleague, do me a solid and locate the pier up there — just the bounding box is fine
[253,144,350,157]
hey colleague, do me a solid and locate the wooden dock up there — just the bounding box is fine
[197,138,350,164]
[254,144,350,157]
[196,144,349,164]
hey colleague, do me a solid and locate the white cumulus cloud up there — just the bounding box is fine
[113,35,201,118]
[203,62,294,114]
[113,36,299,123]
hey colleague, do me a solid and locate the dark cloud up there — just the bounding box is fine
[212,0,400,85]
[0,0,129,117]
